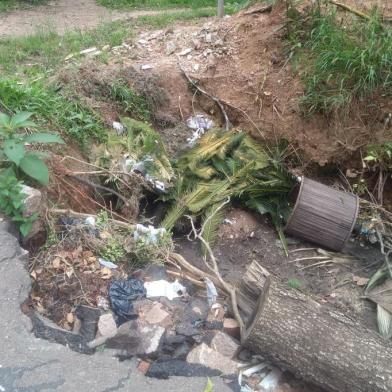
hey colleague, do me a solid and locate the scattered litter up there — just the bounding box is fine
[186,114,214,145]
[138,39,148,45]
[205,278,218,307]
[112,121,125,135]
[109,278,146,325]
[85,216,96,227]
[0,385,5,392]
[133,224,167,246]
[178,48,193,56]
[97,295,110,310]
[64,53,74,61]
[224,219,234,225]
[141,64,154,70]
[259,367,282,391]
[145,279,186,301]
[98,257,118,269]
[243,363,269,377]
[79,47,98,55]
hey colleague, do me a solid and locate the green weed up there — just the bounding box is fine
[0,168,37,236]
[0,0,47,12]
[290,8,392,114]
[98,0,248,10]
[109,81,151,121]
[0,79,107,148]
[0,20,131,75]
[0,8,221,76]
[287,278,301,289]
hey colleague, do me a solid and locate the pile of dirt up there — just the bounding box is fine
[58,1,391,168]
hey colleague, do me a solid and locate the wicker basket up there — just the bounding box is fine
[284,177,359,251]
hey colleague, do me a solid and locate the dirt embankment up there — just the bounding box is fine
[58,2,392,169]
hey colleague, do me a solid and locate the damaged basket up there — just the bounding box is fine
[284,177,359,251]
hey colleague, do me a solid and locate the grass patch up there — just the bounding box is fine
[97,0,249,10]
[0,8,222,76]
[289,7,392,114]
[0,20,131,76]
[109,81,151,122]
[0,78,107,148]
[0,0,47,12]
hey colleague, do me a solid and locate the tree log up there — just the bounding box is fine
[238,261,392,392]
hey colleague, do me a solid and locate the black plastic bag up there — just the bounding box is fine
[109,278,146,325]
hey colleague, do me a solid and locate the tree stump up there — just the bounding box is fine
[237,261,392,392]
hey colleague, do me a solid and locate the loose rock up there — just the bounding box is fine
[210,331,239,358]
[187,343,238,375]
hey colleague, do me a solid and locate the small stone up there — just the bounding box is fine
[187,343,237,375]
[97,313,117,337]
[192,39,201,49]
[223,318,240,339]
[210,332,239,358]
[138,360,151,375]
[205,33,212,43]
[21,185,42,216]
[138,39,148,45]
[102,45,110,51]
[178,48,192,56]
[165,41,177,55]
[106,320,165,356]
[141,64,153,70]
[192,64,200,72]
[144,302,171,326]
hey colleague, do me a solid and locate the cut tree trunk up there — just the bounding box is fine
[237,261,392,392]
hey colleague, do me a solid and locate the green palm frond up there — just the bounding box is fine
[201,203,226,255]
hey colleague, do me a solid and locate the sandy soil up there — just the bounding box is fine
[0,0,185,37]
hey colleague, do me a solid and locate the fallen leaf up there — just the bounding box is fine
[30,270,37,280]
[66,312,74,324]
[101,267,112,280]
[65,267,74,279]
[346,169,359,178]
[353,275,369,286]
[99,230,111,239]
[367,279,392,313]
[82,250,94,258]
[52,257,62,269]
[71,246,83,259]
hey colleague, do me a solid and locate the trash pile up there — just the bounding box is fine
[29,216,288,391]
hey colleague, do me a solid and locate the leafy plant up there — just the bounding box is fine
[0,79,107,148]
[0,111,64,185]
[109,82,151,122]
[289,6,392,113]
[287,278,302,289]
[161,129,295,252]
[100,236,126,262]
[0,168,37,236]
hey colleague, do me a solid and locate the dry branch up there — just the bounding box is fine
[179,64,232,131]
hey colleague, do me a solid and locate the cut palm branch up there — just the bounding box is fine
[162,129,296,250]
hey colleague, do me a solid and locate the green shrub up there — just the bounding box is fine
[0,111,64,184]
[290,8,392,113]
[0,79,107,148]
[0,168,37,236]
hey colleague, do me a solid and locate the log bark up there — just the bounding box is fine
[238,261,392,392]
